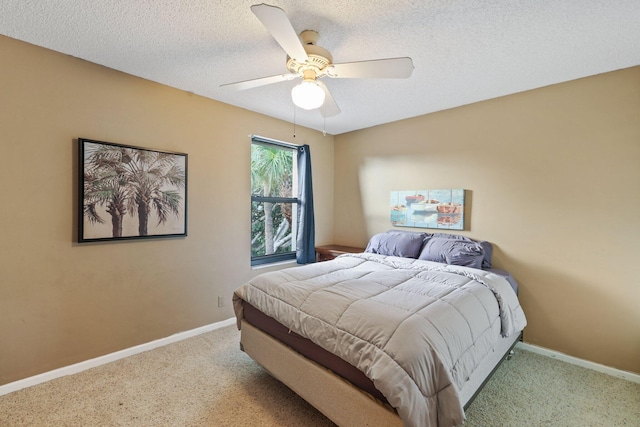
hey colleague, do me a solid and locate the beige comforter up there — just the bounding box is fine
[233,253,527,427]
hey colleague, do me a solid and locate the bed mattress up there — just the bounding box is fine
[243,300,387,402]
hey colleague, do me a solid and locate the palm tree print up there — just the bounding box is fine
[82,141,186,238]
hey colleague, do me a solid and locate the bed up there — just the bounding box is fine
[233,231,527,427]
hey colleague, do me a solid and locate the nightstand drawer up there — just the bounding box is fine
[315,245,365,262]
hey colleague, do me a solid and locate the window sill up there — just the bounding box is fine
[251,259,297,270]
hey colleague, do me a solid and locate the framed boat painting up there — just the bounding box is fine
[390,189,465,230]
[78,138,188,242]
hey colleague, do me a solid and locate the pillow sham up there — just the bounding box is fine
[429,233,493,269]
[365,230,427,259]
[418,237,484,269]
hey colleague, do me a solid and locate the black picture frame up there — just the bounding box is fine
[78,138,188,243]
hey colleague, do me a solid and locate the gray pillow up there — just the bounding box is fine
[365,231,427,258]
[418,237,484,269]
[428,233,493,269]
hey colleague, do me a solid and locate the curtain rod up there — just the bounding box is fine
[249,134,300,149]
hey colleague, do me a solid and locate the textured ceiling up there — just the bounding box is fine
[1,0,639,135]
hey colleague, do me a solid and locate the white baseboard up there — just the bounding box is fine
[0,317,237,397]
[516,342,640,384]
[3,323,637,397]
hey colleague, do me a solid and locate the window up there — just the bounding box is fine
[251,137,298,266]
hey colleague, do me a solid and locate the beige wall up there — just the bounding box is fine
[2,32,638,387]
[0,35,335,386]
[333,66,640,374]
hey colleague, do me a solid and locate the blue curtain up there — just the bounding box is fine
[296,145,315,264]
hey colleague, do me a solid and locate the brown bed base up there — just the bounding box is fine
[239,310,522,426]
[240,319,403,426]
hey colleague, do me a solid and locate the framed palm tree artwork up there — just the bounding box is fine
[78,138,187,242]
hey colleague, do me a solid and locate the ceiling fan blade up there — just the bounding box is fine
[251,4,308,63]
[220,73,296,91]
[317,81,340,117]
[327,57,414,79]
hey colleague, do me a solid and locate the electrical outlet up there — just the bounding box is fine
[218,296,226,307]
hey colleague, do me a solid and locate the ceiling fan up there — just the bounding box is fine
[220,3,414,117]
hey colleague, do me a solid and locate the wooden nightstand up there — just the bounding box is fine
[315,245,365,262]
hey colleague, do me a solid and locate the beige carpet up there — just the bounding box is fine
[1,325,638,426]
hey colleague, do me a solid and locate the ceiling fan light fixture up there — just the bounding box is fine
[291,80,325,110]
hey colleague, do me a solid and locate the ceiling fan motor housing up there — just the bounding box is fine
[286,30,333,77]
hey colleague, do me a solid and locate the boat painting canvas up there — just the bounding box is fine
[390,189,465,230]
